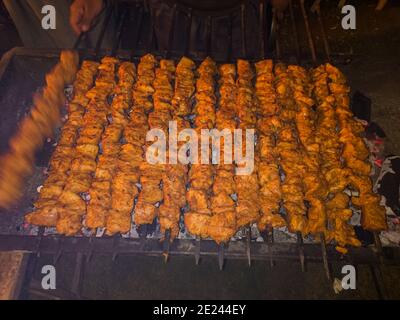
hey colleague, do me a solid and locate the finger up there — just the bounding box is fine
[79,8,99,32]
[79,0,104,32]
[70,5,84,34]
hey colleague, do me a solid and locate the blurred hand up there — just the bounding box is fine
[271,0,289,19]
[70,0,104,35]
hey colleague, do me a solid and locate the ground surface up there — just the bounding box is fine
[25,253,400,299]
[0,0,399,300]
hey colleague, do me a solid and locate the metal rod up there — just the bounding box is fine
[35,227,45,258]
[53,236,63,265]
[94,6,114,57]
[163,229,171,263]
[372,231,388,298]
[313,0,331,62]
[373,231,383,259]
[265,1,273,58]
[86,236,95,263]
[300,0,317,63]
[272,9,282,61]
[195,238,201,265]
[206,16,212,57]
[111,5,128,56]
[73,32,85,50]
[226,13,233,62]
[131,5,144,60]
[259,0,266,59]
[246,226,252,267]
[240,1,247,58]
[218,243,225,271]
[320,233,331,280]
[112,236,119,261]
[185,9,193,56]
[289,0,301,63]
[148,6,156,51]
[166,4,177,58]
[0,234,393,265]
[71,252,85,298]
[266,227,274,268]
[296,232,306,272]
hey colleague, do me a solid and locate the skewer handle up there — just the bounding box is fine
[195,238,201,265]
[246,226,252,267]
[163,229,171,263]
[320,233,331,280]
[296,232,305,272]
[218,243,225,271]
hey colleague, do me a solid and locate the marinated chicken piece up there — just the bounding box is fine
[184,212,210,238]
[86,205,108,229]
[56,208,84,236]
[1,52,82,210]
[106,209,132,235]
[154,60,191,239]
[274,64,310,233]
[19,54,383,248]
[134,201,158,225]
[324,63,386,233]
[25,204,60,227]
[288,64,328,235]
[185,58,218,239]
[255,60,286,231]
[55,57,118,234]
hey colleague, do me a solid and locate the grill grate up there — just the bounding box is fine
[0,0,396,299]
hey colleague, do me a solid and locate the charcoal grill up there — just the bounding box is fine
[0,0,399,299]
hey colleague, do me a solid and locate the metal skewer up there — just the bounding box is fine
[166,4,177,58]
[53,236,63,265]
[272,9,282,61]
[86,234,95,263]
[299,0,317,64]
[162,229,171,263]
[195,238,201,265]
[111,235,119,261]
[35,227,45,258]
[266,227,274,268]
[246,226,252,267]
[372,231,388,298]
[259,0,266,59]
[289,0,301,63]
[320,232,331,280]
[311,0,331,62]
[240,1,247,58]
[185,8,193,56]
[296,231,306,272]
[218,243,225,271]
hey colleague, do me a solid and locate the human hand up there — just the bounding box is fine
[271,0,289,19]
[70,0,104,35]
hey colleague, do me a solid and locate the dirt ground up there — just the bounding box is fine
[1,0,399,300]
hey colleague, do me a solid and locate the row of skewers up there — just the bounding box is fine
[0,51,79,209]
[11,54,387,253]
